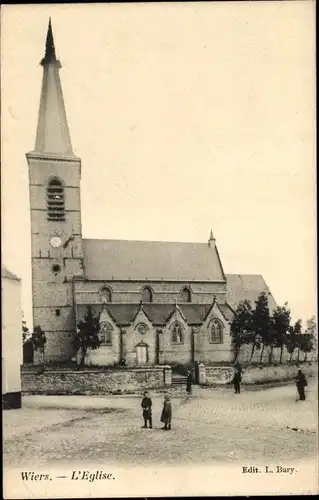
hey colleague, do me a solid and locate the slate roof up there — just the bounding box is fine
[218,303,235,322]
[107,303,212,326]
[82,238,226,282]
[1,266,21,281]
[225,274,277,312]
[77,303,232,327]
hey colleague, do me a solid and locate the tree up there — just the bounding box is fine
[271,303,291,364]
[230,299,253,362]
[305,316,317,361]
[72,306,100,369]
[286,319,302,362]
[252,292,270,363]
[299,333,314,362]
[22,320,30,344]
[306,315,317,335]
[31,325,47,368]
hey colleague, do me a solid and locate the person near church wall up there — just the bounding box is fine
[141,391,153,428]
[160,394,172,430]
[233,365,242,394]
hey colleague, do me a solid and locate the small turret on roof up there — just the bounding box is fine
[208,229,216,247]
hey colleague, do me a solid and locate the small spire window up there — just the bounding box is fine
[47,178,65,221]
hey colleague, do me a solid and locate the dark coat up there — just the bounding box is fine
[141,396,152,418]
[233,370,242,383]
[160,400,172,424]
[296,372,307,388]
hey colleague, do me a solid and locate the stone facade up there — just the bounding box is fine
[78,300,233,367]
[26,22,278,366]
[74,280,227,305]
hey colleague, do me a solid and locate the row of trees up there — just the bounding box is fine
[231,292,317,364]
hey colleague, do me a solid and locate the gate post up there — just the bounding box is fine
[198,363,206,385]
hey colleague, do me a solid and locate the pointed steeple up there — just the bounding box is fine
[32,19,74,157]
[208,229,216,247]
[41,18,57,66]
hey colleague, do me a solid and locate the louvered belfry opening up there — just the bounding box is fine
[47,178,65,221]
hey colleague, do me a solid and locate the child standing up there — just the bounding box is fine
[160,394,172,430]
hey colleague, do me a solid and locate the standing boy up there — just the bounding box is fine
[141,391,152,428]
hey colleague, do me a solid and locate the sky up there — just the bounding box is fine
[1,2,316,328]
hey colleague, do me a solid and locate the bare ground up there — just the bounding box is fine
[3,380,318,467]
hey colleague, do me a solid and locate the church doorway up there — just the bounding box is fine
[136,344,148,365]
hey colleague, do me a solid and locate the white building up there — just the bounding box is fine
[2,266,23,409]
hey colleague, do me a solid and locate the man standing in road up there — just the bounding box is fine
[141,391,153,428]
[295,368,308,401]
[186,370,193,394]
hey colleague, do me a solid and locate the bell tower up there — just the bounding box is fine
[26,19,84,361]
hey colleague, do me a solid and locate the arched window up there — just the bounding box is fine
[171,322,183,344]
[141,286,153,303]
[179,286,191,303]
[99,322,113,345]
[99,286,112,303]
[47,178,65,221]
[210,319,223,343]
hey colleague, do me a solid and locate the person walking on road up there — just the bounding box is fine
[186,370,193,394]
[141,391,153,428]
[295,369,308,401]
[160,394,172,430]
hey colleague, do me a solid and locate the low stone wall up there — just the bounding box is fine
[22,366,172,395]
[241,363,316,385]
[205,366,234,385]
[204,362,317,386]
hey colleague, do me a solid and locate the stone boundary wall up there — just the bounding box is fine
[237,344,317,364]
[204,362,317,386]
[22,366,172,395]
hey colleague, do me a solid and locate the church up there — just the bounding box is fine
[26,21,277,366]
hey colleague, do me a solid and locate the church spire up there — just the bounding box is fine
[41,18,56,66]
[33,19,74,157]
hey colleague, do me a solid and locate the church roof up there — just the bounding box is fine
[82,238,226,282]
[78,302,233,326]
[1,266,21,281]
[225,274,277,312]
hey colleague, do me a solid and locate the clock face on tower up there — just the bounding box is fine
[50,236,62,248]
